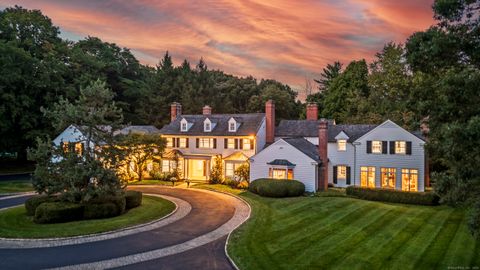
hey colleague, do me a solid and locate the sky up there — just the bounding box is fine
[2,0,435,96]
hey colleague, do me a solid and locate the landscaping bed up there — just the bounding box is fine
[0,195,175,238]
[194,184,480,270]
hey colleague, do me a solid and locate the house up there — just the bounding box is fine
[158,102,266,181]
[250,102,429,192]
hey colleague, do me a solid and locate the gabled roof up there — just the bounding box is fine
[276,120,377,142]
[159,113,265,136]
[283,137,320,162]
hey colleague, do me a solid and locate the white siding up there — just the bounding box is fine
[255,118,267,151]
[353,120,426,191]
[250,139,318,192]
[328,142,355,187]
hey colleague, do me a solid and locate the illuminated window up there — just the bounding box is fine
[360,166,376,188]
[179,138,187,148]
[381,168,396,189]
[395,141,406,154]
[337,139,347,151]
[199,138,212,148]
[372,141,382,153]
[162,160,176,173]
[74,143,83,155]
[225,163,235,177]
[402,169,418,191]
[62,142,69,153]
[242,138,251,150]
[269,168,294,179]
[337,165,347,179]
[166,138,173,147]
[227,138,235,149]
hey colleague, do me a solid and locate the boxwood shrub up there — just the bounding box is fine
[125,190,142,209]
[346,186,440,206]
[249,178,305,198]
[83,194,126,219]
[25,195,60,216]
[34,202,84,224]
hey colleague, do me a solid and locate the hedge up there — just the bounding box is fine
[34,202,84,224]
[83,194,126,219]
[125,191,142,209]
[25,195,59,216]
[346,186,440,206]
[249,178,305,198]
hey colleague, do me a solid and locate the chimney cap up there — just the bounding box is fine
[266,99,275,104]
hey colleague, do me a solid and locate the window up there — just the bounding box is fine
[337,139,347,151]
[204,122,211,132]
[372,141,382,153]
[229,122,236,132]
[337,165,347,179]
[242,138,251,150]
[227,138,235,149]
[360,166,376,188]
[166,137,173,147]
[162,160,176,173]
[269,168,294,179]
[199,138,212,148]
[225,163,235,177]
[381,168,396,189]
[402,169,418,191]
[395,141,406,154]
[179,138,187,148]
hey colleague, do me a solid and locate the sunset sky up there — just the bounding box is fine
[2,1,435,94]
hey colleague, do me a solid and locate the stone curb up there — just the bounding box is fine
[0,194,191,249]
[50,187,251,270]
[0,192,35,200]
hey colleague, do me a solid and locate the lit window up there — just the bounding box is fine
[229,122,236,132]
[395,141,406,154]
[225,163,235,177]
[62,142,69,153]
[402,169,418,191]
[242,138,251,150]
[337,165,347,179]
[269,168,294,179]
[166,138,173,147]
[199,138,212,148]
[227,138,235,149]
[179,138,187,148]
[372,141,382,154]
[162,160,176,173]
[337,139,347,151]
[360,166,376,188]
[74,143,83,155]
[381,168,396,189]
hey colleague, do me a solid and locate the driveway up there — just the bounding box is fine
[0,186,248,270]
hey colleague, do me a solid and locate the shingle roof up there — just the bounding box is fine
[159,113,265,136]
[267,159,296,166]
[276,120,377,142]
[115,125,160,135]
[283,137,320,162]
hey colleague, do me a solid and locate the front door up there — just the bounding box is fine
[187,159,208,181]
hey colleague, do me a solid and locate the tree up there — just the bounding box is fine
[209,155,223,184]
[28,80,124,202]
[235,163,250,182]
[314,61,342,92]
[117,133,166,181]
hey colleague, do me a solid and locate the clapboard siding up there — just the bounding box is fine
[250,139,318,192]
[328,142,355,187]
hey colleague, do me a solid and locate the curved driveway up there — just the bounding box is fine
[0,186,246,270]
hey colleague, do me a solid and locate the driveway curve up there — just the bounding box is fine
[0,186,249,270]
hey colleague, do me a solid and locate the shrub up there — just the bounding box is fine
[345,186,440,206]
[249,178,305,198]
[125,190,142,209]
[34,202,84,224]
[85,194,126,217]
[223,178,239,189]
[238,180,249,189]
[25,195,59,216]
[83,202,119,219]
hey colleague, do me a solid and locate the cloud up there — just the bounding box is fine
[2,0,435,97]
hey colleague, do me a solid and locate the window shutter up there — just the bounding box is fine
[346,167,351,185]
[390,141,395,154]
[213,138,217,149]
[176,138,180,148]
[406,141,412,155]
[382,141,388,154]
[333,166,338,184]
[224,138,228,148]
[250,139,254,150]
[234,139,238,149]
[366,141,372,154]
[239,139,244,149]
[186,138,189,148]
[196,138,199,148]
[172,137,176,148]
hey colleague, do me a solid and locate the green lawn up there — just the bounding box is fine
[0,195,175,238]
[128,179,183,186]
[195,184,480,270]
[0,180,34,194]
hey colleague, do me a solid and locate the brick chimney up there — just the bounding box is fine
[306,102,318,120]
[318,118,328,191]
[265,100,275,144]
[170,102,182,122]
[202,105,212,115]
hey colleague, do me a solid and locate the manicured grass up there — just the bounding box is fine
[196,184,480,270]
[128,179,183,186]
[0,195,175,238]
[0,180,34,194]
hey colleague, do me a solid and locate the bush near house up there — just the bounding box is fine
[125,190,143,209]
[25,195,60,216]
[346,186,440,206]
[249,178,305,197]
[34,202,84,224]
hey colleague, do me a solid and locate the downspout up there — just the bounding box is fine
[353,142,361,186]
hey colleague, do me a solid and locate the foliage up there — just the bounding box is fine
[25,195,59,216]
[209,155,223,184]
[249,178,305,197]
[125,190,143,209]
[34,202,84,224]
[346,186,440,206]
[27,80,125,203]
[83,202,120,220]
[234,163,250,182]
[314,61,342,92]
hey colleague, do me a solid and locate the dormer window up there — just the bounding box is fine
[337,139,347,151]
[204,118,212,132]
[228,117,239,132]
[180,118,188,132]
[229,122,236,131]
